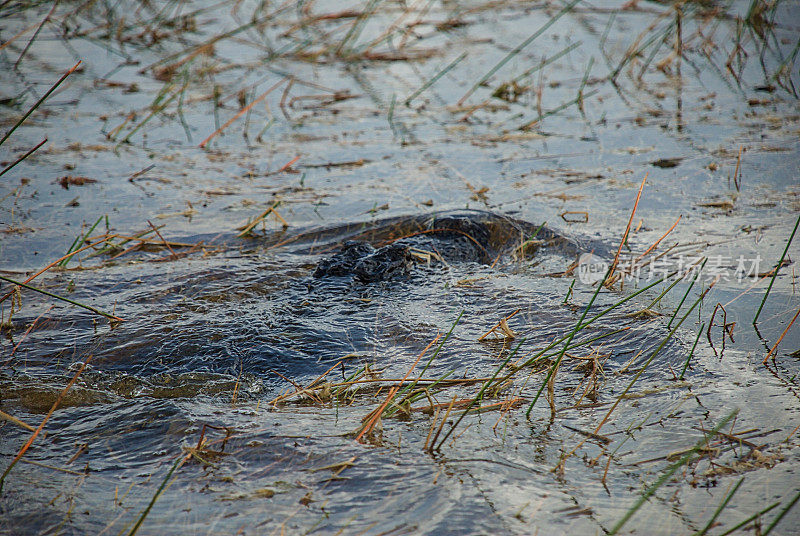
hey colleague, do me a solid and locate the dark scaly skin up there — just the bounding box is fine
[310,211,598,282]
[313,242,413,282]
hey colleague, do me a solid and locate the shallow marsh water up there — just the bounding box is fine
[1,1,799,534]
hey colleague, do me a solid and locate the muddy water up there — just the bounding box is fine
[1,0,799,534]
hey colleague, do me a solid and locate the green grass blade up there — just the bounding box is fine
[595,283,714,432]
[647,269,684,309]
[693,477,745,536]
[609,409,739,535]
[753,214,800,324]
[458,0,582,105]
[397,311,463,403]
[679,322,705,380]
[763,489,800,535]
[434,338,527,450]
[405,52,467,105]
[0,61,81,148]
[518,89,599,130]
[717,502,781,536]
[512,42,582,85]
[127,455,186,536]
[335,0,381,56]
[60,215,104,267]
[0,138,47,178]
[526,266,612,418]
[668,258,707,329]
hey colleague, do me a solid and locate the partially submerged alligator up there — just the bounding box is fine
[306,210,598,282]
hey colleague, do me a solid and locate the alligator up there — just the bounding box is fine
[306,210,595,282]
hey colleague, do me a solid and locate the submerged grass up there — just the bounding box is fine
[114,82,186,145]
[390,311,463,410]
[0,355,92,494]
[237,201,285,237]
[127,455,187,536]
[517,89,599,130]
[764,303,800,363]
